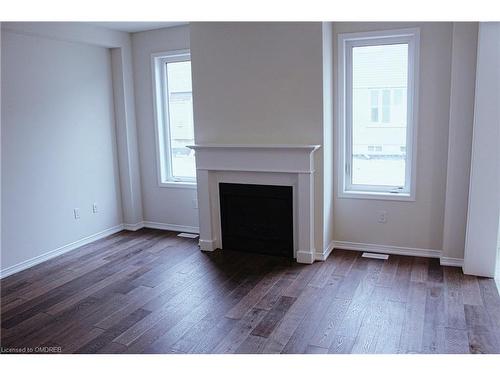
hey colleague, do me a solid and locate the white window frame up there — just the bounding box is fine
[337,28,420,201]
[151,49,196,189]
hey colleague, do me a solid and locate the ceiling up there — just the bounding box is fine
[92,22,187,33]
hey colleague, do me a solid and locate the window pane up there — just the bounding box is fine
[370,90,379,122]
[382,89,391,123]
[166,61,196,180]
[351,43,408,187]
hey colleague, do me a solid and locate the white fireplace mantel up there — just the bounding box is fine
[187,144,321,264]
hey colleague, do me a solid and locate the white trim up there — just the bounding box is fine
[142,221,199,234]
[337,190,414,202]
[297,250,315,264]
[151,49,196,187]
[332,240,441,259]
[123,222,144,231]
[0,225,125,279]
[0,220,201,278]
[199,239,217,251]
[440,257,464,268]
[315,240,335,261]
[158,181,197,189]
[337,27,420,201]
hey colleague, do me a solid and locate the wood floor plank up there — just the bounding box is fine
[464,304,500,353]
[281,276,343,353]
[374,299,405,353]
[350,286,388,354]
[3,229,500,354]
[234,334,268,354]
[76,308,151,354]
[444,328,469,354]
[307,296,351,349]
[260,285,320,353]
[213,308,269,354]
[124,256,259,353]
[250,295,296,338]
[328,335,355,354]
[478,278,500,334]
[376,255,400,287]
[443,267,467,330]
[304,345,328,354]
[254,277,294,311]
[461,275,483,306]
[399,281,427,353]
[421,284,446,354]
[225,264,284,319]
[330,251,359,277]
[427,258,444,283]
[335,258,384,339]
[410,257,429,283]
[308,256,340,288]
[388,256,412,303]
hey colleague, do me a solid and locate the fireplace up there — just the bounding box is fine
[219,183,293,257]
[186,144,321,263]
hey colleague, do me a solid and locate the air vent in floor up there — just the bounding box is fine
[361,252,389,260]
[177,233,199,239]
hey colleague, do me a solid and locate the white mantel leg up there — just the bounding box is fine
[196,170,217,251]
[296,172,315,263]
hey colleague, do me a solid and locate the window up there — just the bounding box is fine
[338,28,420,200]
[152,50,196,186]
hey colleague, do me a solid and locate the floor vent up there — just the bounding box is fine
[362,252,389,260]
[177,233,199,239]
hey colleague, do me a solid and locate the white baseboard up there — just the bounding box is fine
[315,240,335,261]
[199,238,217,251]
[142,221,199,234]
[0,224,124,279]
[440,257,464,267]
[1,220,201,279]
[123,222,144,231]
[296,250,315,264]
[332,240,442,259]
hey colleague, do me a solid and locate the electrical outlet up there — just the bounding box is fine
[377,210,388,224]
[74,208,80,219]
[92,203,98,214]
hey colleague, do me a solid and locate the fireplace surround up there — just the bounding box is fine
[187,144,321,263]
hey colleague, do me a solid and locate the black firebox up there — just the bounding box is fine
[219,183,293,258]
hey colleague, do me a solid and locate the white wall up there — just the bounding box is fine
[131,25,199,230]
[190,22,326,252]
[442,23,478,261]
[1,30,123,270]
[332,22,453,252]
[464,22,500,277]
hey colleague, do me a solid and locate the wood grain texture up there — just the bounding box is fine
[1,230,499,354]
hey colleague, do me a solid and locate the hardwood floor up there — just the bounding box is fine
[1,228,500,354]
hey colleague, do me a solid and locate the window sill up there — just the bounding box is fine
[338,190,415,202]
[159,181,197,189]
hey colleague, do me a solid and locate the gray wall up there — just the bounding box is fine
[332,22,454,252]
[131,25,199,229]
[1,30,123,270]
[190,22,326,252]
